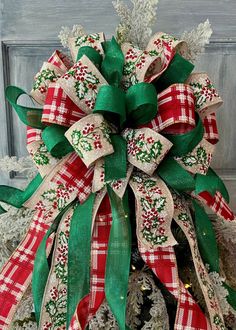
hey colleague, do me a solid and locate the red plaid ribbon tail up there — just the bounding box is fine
[139,246,210,330]
[69,194,112,329]
[203,113,219,145]
[0,209,51,329]
[197,191,235,222]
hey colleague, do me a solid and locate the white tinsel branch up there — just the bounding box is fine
[181,19,213,62]
[0,156,37,181]
[58,24,86,48]
[113,0,159,49]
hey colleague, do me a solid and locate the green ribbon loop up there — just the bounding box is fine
[66,193,95,328]
[157,157,195,192]
[0,173,42,209]
[94,85,126,128]
[155,53,194,92]
[32,202,74,325]
[105,186,131,330]
[104,135,127,181]
[101,37,124,87]
[195,167,229,203]
[164,114,204,157]
[76,46,103,68]
[5,86,44,129]
[126,82,158,127]
[42,125,74,158]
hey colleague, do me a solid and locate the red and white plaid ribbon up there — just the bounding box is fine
[143,84,196,134]
[195,190,235,222]
[42,82,86,127]
[203,113,219,145]
[139,246,211,330]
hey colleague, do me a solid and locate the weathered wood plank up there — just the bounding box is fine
[1,0,236,41]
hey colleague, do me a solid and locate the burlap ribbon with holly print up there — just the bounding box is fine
[0,30,235,330]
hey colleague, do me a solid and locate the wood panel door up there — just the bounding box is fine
[0,0,236,208]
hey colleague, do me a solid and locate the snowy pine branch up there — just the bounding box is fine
[181,19,213,62]
[113,0,159,49]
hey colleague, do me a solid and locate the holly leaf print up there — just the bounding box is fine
[71,130,81,145]
[86,72,99,85]
[123,61,135,76]
[182,155,198,167]
[153,197,166,212]
[45,301,57,317]
[54,313,66,326]
[196,146,207,164]
[149,50,159,56]
[75,81,88,100]
[42,189,57,202]
[136,150,152,163]
[144,179,156,189]
[150,141,162,159]
[80,139,92,152]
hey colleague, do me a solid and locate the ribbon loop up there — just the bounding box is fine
[143,83,196,134]
[76,46,103,68]
[42,124,74,158]
[5,86,44,129]
[123,127,172,175]
[187,72,223,118]
[126,82,158,127]
[68,32,105,63]
[164,114,204,157]
[65,114,114,168]
[94,85,126,127]
[57,55,108,114]
[30,51,71,105]
[101,36,125,87]
[155,53,194,92]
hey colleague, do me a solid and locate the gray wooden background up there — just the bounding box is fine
[0,0,236,208]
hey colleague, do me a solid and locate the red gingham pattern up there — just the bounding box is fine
[197,191,235,222]
[203,113,219,145]
[52,152,93,204]
[26,126,42,145]
[48,50,71,71]
[88,195,112,322]
[42,82,86,127]
[139,246,210,330]
[143,84,196,134]
[0,209,51,330]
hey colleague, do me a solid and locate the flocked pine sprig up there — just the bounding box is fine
[113,0,159,49]
[0,156,37,182]
[58,24,86,48]
[181,19,213,62]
